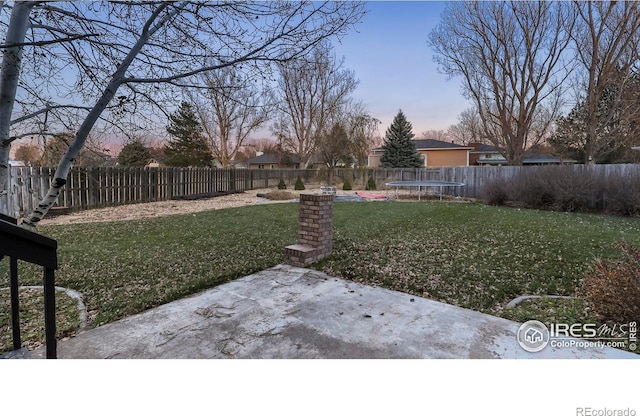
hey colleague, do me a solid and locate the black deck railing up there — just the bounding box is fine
[1,213,57,359]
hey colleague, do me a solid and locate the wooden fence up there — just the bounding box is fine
[6,164,640,218]
[6,167,316,219]
[341,164,640,200]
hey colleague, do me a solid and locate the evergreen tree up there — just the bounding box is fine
[118,141,151,167]
[380,110,423,168]
[549,75,640,164]
[164,102,213,167]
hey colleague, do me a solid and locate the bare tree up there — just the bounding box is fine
[428,1,573,165]
[419,129,449,141]
[274,40,359,168]
[347,109,380,168]
[568,1,640,164]
[0,1,366,226]
[318,122,349,186]
[188,66,271,167]
[14,142,41,166]
[447,108,484,145]
[318,102,378,184]
[244,137,282,156]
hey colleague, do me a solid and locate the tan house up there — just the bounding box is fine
[368,139,472,168]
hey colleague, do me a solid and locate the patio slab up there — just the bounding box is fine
[33,264,637,359]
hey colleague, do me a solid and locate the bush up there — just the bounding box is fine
[480,178,509,206]
[366,176,377,191]
[506,169,556,209]
[344,169,354,189]
[264,190,294,200]
[277,178,286,190]
[342,179,352,191]
[294,176,305,190]
[581,243,640,324]
[603,174,640,216]
[479,166,640,216]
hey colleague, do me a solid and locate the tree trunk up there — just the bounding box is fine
[0,2,34,217]
[21,4,173,228]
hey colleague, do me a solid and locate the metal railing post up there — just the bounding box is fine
[43,267,57,359]
[10,257,21,350]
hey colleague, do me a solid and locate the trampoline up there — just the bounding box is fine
[385,180,466,201]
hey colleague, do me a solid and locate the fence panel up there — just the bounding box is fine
[6,164,640,219]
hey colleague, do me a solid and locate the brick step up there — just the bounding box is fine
[284,244,318,267]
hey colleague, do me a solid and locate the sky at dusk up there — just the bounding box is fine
[333,1,469,137]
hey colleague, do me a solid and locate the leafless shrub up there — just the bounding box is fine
[507,169,556,209]
[480,178,509,206]
[602,174,640,216]
[479,166,640,216]
[582,243,640,324]
[264,191,295,200]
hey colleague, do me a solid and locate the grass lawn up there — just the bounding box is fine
[2,200,640,354]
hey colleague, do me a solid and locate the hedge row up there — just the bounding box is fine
[480,166,640,216]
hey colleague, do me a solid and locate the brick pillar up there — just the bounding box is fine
[284,194,334,267]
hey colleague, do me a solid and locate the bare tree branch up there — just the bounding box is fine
[429,1,573,165]
[0,1,366,223]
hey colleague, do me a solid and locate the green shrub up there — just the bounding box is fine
[581,243,640,324]
[277,178,286,190]
[294,176,305,190]
[366,176,377,191]
[342,179,352,191]
[344,169,354,189]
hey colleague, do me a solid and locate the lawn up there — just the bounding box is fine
[2,200,640,354]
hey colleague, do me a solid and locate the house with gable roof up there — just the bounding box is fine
[247,153,302,169]
[468,142,576,166]
[368,139,473,168]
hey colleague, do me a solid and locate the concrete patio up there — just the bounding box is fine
[32,264,637,359]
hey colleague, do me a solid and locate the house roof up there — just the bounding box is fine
[372,139,473,152]
[470,143,576,164]
[522,153,576,164]
[469,143,500,153]
[477,152,576,165]
[248,153,300,164]
[412,139,473,150]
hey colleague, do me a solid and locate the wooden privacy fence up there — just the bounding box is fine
[6,164,640,218]
[340,164,640,200]
[6,167,315,218]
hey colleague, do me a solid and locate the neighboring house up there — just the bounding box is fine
[368,139,472,168]
[247,153,301,169]
[9,160,26,168]
[469,142,576,166]
[145,158,165,168]
[231,160,249,169]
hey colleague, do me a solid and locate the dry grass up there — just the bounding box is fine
[3,200,640,355]
[263,190,296,200]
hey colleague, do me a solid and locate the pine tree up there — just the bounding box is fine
[380,110,423,168]
[164,102,213,167]
[118,141,151,167]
